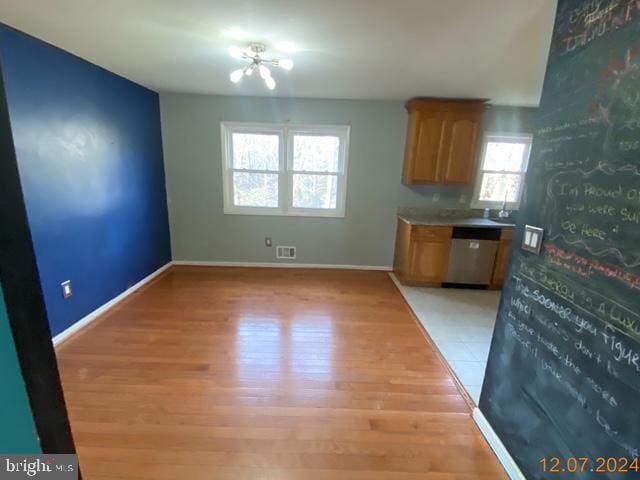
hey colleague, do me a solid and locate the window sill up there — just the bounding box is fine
[223,208,346,219]
[471,201,521,211]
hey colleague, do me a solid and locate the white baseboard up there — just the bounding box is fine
[473,408,526,480]
[172,260,392,271]
[52,262,172,346]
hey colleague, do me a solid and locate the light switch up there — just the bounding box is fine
[531,232,539,246]
[61,280,73,299]
[522,225,544,254]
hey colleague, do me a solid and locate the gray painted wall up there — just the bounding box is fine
[160,93,536,267]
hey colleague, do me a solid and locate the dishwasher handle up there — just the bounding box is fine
[451,226,501,241]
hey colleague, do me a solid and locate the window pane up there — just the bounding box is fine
[232,133,279,171]
[233,172,278,207]
[292,174,337,209]
[293,135,340,172]
[483,142,526,172]
[479,173,522,203]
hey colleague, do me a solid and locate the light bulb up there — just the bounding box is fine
[245,64,255,76]
[229,69,244,83]
[259,64,272,80]
[265,76,276,90]
[278,58,294,70]
[228,46,245,59]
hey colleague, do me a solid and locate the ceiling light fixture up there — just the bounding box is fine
[228,42,293,90]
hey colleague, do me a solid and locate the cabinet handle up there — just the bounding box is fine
[415,229,437,237]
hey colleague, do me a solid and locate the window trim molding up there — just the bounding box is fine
[220,122,350,218]
[471,131,533,210]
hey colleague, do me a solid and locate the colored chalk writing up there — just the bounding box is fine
[480,1,640,478]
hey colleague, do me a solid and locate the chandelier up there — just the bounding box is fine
[228,42,293,90]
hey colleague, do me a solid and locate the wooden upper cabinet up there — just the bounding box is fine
[405,113,446,183]
[444,118,480,183]
[402,98,485,185]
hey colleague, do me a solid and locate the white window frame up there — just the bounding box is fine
[221,122,350,218]
[471,132,533,210]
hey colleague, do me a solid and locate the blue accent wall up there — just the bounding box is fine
[0,25,171,336]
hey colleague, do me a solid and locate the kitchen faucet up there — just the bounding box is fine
[497,192,511,218]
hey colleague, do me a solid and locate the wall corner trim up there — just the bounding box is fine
[52,262,172,346]
[472,408,526,480]
[172,260,393,271]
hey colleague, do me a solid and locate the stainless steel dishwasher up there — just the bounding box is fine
[445,227,500,286]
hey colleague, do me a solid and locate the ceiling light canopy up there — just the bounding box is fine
[228,42,293,90]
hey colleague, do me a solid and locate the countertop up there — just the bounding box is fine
[398,214,515,228]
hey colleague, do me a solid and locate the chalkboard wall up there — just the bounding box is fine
[479,1,640,478]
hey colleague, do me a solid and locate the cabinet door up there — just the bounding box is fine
[491,238,513,288]
[403,113,446,184]
[409,238,451,284]
[442,116,480,184]
[393,219,412,276]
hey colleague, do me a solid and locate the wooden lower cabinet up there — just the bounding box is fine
[394,221,452,285]
[394,220,513,288]
[410,237,452,283]
[490,228,513,289]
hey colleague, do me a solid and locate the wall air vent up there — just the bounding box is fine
[276,246,296,259]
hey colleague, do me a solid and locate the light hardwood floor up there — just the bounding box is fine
[55,266,506,479]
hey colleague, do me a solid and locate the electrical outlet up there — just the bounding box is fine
[61,280,72,299]
[265,237,272,247]
[433,193,440,202]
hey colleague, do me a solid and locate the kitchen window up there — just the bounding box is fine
[471,133,532,210]
[221,122,350,217]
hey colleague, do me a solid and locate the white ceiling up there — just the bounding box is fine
[0,0,556,105]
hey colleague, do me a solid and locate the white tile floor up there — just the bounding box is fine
[390,274,501,404]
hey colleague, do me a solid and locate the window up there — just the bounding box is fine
[221,122,350,217]
[472,133,532,210]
